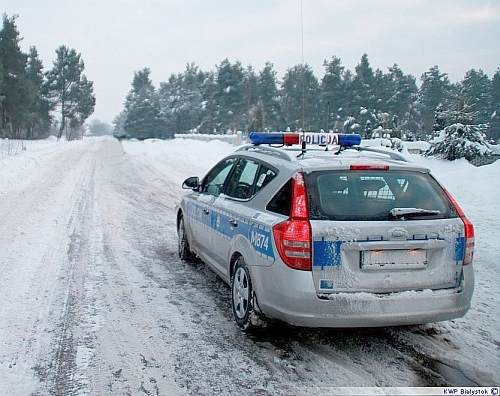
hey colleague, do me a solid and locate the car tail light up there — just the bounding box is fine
[273,172,312,271]
[350,164,389,171]
[444,188,474,265]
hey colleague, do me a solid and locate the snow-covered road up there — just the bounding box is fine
[0,137,498,395]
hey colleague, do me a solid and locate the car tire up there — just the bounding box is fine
[231,257,267,331]
[177,214,195,262]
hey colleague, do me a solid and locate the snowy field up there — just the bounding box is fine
[0,136,498,394]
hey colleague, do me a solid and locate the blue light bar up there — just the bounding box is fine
[249,132,300,146]
[249,132,284,145]
[249,132,362,147]
[338,134,362,147]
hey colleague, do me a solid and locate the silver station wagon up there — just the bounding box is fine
[176,132,474,330]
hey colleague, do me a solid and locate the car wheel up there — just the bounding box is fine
[178,214,195,262]
[231,257,266,331]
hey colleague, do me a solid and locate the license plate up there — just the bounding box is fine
[361,249,427,270]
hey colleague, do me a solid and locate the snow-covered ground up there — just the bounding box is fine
[0,137,498,394]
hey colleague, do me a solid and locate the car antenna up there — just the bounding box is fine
[297,129,307,158]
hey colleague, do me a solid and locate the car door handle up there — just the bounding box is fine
[203,209,210,215]
[229,219,238,227]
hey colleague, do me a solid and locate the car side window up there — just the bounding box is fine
[225,159,260,200]
[201,158,236,196]
[266,179,291,216]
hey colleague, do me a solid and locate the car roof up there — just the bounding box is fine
[234,144,430,173]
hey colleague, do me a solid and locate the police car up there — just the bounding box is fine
[176,132,474,330]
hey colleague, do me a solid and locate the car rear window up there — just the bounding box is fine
[306,170,455,221]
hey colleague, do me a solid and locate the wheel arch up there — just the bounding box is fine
[229,252,242,279]
[176,208,183,230]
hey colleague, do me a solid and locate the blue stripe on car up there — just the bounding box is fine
[313,239,343,269]
[185,200,275,259]
[454,236,465,262]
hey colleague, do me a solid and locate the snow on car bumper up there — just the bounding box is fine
[251,263,474,328]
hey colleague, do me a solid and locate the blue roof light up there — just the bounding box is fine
[338,133,362,147]
[249,132,362,147]
[249,132,300,146]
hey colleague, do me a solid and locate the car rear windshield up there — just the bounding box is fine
[306,170,455,221]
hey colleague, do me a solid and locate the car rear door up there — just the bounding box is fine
[305,168,466,294]
[212,158,278,275]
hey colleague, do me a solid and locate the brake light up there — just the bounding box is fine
[273,173,312,271]
[350,164,389,171]
[444,188,474,265]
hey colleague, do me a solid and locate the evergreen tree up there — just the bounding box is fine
[198,71,219,133]
[281,64,319,131]
[0,14,31,136]
[351,54,376,111]
[72,76,95,132]
[320,56,349,130]
[112,110,127,136]
[418,65,453,133]
[257,62,282,130]
[25,46,51,138]
[490,69,500,141]
[124,68,166,139]
[214,59,246,131]
[45,45,95,139]
[461,69,492,124]
[426,104,491,161]
[158,63,205,133]
[386,64,418,120]
[244,66,258,109]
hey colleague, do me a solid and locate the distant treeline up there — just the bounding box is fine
[116,56,500,141]
[0,14,95,140]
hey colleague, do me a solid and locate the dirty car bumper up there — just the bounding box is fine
[251,264,474,328]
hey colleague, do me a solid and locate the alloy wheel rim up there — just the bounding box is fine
[233,267,249,319]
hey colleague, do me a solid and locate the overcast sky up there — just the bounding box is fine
[4,0,500,122]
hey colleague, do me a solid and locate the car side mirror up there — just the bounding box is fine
[182,176,200,190]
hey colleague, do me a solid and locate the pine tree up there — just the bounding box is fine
[198,71,219,133]
[243,65,258,115]
[25,46,51,138]
[214,59,246,131]
[386,64,418,120]
[351,54,376,111]
[158,63,205,133]
[124,68,166,139]
[281,64,319,131]
[257,62,282,130]
[112,110,127,137]
[491,69,500,141]
[461,69,492,124]
[0,14,31,136]
[426,104,491,161]
[71,75,95,137]
[418,65,453,134]
[320,56,349,130]
[45,45,95,139]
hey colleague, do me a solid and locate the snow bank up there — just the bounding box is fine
[0,138,75,194]
[122,138,235,185]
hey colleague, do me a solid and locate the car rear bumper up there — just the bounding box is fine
[250,263,474,328]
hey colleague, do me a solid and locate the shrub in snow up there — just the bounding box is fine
[391,138,404,152]
[425,123,492,161]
